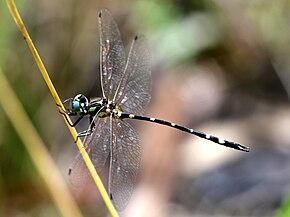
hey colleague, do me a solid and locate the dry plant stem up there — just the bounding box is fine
[0,68,83,217]
[6,0,119,216]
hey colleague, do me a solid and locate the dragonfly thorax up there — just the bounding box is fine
[97,98,123,118]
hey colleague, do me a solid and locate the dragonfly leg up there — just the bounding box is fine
[56,102,70,113]
[78,129,93,137]
[70,116,85,127]
[74,128,93,143]
[59,110,84,127]
[56,103,85,127]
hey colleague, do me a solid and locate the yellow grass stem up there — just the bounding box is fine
[0,68,83,217]
[6,0,119,216]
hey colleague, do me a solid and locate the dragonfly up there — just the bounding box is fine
[61,9,250,211]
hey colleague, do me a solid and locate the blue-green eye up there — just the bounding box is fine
[72,101,81,112]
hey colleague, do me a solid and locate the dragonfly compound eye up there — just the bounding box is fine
[72,94,89,114]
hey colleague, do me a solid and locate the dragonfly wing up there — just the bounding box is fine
[109,119,141,211]
[84,117,111,171]
[68,151,89,188]
[98,9,126,100]
[114,35,151,115]
[69,118,110,187]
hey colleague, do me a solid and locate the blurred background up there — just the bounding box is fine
[1,0,290,216]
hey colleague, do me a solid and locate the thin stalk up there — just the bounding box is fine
[6,0,119,216]
[0,68,83,217]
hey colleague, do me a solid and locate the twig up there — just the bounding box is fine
[5,0,119,216]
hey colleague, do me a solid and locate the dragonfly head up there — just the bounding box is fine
[71,94,90,115]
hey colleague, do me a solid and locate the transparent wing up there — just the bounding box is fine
[68,152,89,188]
[68,118,110,188]
[98,9,126,100]
[109,119,141,211]
[114,35,151,115]
[84,117,111,171]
